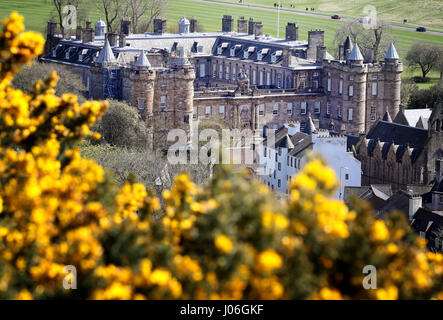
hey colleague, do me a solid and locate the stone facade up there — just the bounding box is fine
[354,103,443,188]
[41,16,404,152]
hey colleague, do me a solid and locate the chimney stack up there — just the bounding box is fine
[338,44,344,60]
[222,15,233,32]
[254,22,263,38]
[119,34,126,48]
[286,23,298,41]
[316,45,326,63]
[47,21,58,36]
[307,30,324,60]
[76,26,82,41]
[364,48,374,63]
[154,18,167,34]
[107,33,118,47]
[409,194,422,221]
[248,18,256,35]
[238,17,247,33]
[82,28,94,43]
[121,19,131,35]
[190,17,197,33]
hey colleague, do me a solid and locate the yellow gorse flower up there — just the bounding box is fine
[215,234,233,253]
[0,12,442,300]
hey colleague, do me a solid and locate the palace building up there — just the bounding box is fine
[41,15,403,151]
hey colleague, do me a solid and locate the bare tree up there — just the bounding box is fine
[96,0,124,33]
[126,0,167,33]
[406,43,443,80]
[333,19,394,62]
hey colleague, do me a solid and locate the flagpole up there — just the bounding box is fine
[277,0,281,38]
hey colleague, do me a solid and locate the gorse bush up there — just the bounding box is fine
[0,12,442,300]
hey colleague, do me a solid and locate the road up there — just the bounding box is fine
[184,0,443,36]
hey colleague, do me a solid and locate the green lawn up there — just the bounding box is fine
[212,0,443,30]
[0,0,442,86]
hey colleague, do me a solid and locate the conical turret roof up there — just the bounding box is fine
[347,43,363,61]
[382,111,392,122]
[134,50,151,68]
[343,36,353,53]
[385,42,399,60]
[96,38,116,64]
[305,116,317,134]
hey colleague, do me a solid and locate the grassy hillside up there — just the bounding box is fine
[215,0,443,29]
[0,0,442,88]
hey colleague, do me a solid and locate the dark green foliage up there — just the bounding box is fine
[92,99,149,149]
[12,60,86,100]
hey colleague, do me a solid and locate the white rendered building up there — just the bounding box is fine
[259,120,361,199]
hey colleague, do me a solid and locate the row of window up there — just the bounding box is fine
[136,98,371,124]
[137,95,168,110]
[208,62,318,88]
[327,77,378,96]
[188,102,358,121]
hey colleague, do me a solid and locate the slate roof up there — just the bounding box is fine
[288,132,313,157]
[393,109,410,126]
[382,111,392,122]
[404,108,432,129]
[432,179,443,193]
[343,36,353,54]
[385,42,399,60]
[376,190,411,220]
[364,120,428,162]
[411,208,443,234]
[134,50,151,67]
[347,43,363,61]
[41,41,101,67]
[344,184,393,210]
[344,134,359,151]
[277,134,295,149]
[366,120,428,149]
[96,38,116,63]
[211,35,309,66]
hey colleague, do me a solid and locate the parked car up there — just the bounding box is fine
[331,15,341,20]
[416,26,426,32]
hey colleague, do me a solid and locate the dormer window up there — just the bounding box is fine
[218,42,229,55]
[65,47,75,60]
[257,52,262,61]
[78,49,88,62]
[271,50,282,63]
[52,44,62,57]
[93,51,99,62]
[197,46,204,53]
[243,50,249,59]
[230,47,235,56]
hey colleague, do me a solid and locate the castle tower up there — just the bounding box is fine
[44,21,60,56]
[382,42,402,120]
[89,38,118,99]
[152,49,195,150]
